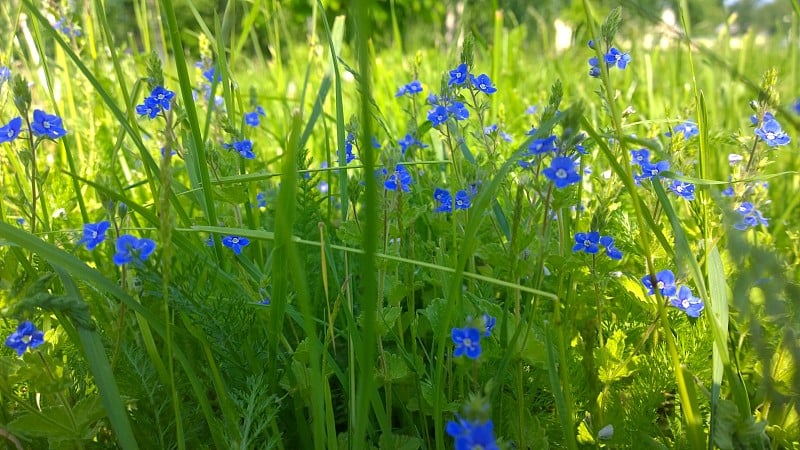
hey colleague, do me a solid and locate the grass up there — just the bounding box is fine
[0,1,799,449]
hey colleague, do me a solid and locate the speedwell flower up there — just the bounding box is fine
[452,327,482,359]
[384,165,413,192]
[78,220,111,250]
[446,417,499,450]
[31,110,67,139]
[755,117,791,147]
[428,105,449,126]
[641,269,677,297]
[113,235,156,265]
[222,235,250,254]
[669,285,704,318]
[543,156,581,188]
[0,117,22,143]
[604,47,631,69]
[5,321,45,357]
[667,121,698,140]
[448,63,468,86]
[469,73,497,94]
[572,231,601,254]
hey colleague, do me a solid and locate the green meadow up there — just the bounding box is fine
[1,1,799,448]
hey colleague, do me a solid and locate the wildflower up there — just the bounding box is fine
[399,134,427,154]
[31,110,67,139]
[572,231,601,254]
[0,117,22,143]
[54,17,82,37]
[244,107,266,127]
[669,179,696,200]
[256,192,266,208]
[448,63,468,86]
[202,67,221,84]
[0,66,10,83]
[384,165,413,192]
[527,135,557,155]
[469,73,497,94]
[113,235,156,265]
[525,105,538,114]
[728,153,743,165]
[428,105,449,126]
[371,136,381,149]
[454,190,471,210]
[222,235,250,255]
[433,188,453,213]
[669,285,704,318]
[599,235,623,260]
[78,221,111,250]
[452,327,482,359]
[734,202,768,230]
[136,97,160,119]
[638,160,670,180]
[482,314,496,337]
[259,297,271,306]
[342,132,356,163]
[150,86,175,110]
[5,321,45,357]
[426,93,439,105]
[755,117,791,147]
[630,148,650,166]
[446,417,499,450]
[641,269,677,297]
[447,102,470,121]
[722,184,734,197]
[224,139,255,159]
[667,121,698,140]
[588,39,596,49]
[588,56,601,78]
[396,80,423,97]
[793,98,800,115]
[604,47,631,69]
[543,156,581,188]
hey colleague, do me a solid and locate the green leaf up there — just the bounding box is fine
[379,433,422,450]
[7,406,76,439]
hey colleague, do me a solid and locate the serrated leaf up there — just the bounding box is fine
[8,406,76,438]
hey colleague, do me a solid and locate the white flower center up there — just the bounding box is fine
[463,338,472,347]
[232,237,239,244]
[43,121,51,129]
[657,281,665,289]
[682,299,690,308]
[556,169,567,178]
[766,131,776,140]
[584,240,592,247]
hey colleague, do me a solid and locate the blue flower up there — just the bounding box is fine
[0,66,10,83]
[446,417,499,450]
[224,139,255,159]
[256,192,266,208]
[150,86,175,110]
[599,235,623,260]
[399,134,427,154]
[755,118,790,147]
[641,269,677,297]
[447,102,470,121]
[433,188,453,213]
[31,110,67,139]
[572,231,601,254]
[113,234,156,265]
[384,165,413,192]
[527,135,557,155]
[222,235,250,254]
[452,327,482,359]
[448,63,468,86]
[734,202,768,230]
[482,314,496,337]
[244,107,266,127]
[630,148,650,166]
[604,47,631,69]
[669,285,704,318]
[469,73,497,94]
[396,80,423,97]
[669,179,695,200]
[136,97,160,119]
[454,190,471,210]
[638,160,670,181]
[0,117,23,143]
[793,98,800,115]
[78,221,111,250]
[203,67,221,84]
[5,321,45,357]
[428,105,449,126]
[543,156,581,188]
[588,56,601,78]
[667,121,698,140]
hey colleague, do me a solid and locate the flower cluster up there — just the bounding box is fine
[446,416,499,450]
[244,106,266,127]
[587,40,631,77]
[113,235,157,265]
[572,232,623,260]
[666,121,699,140]
[5,321,45,357]
[427,101,469,126]
[631,148,670,185]
[641,269,704,318]
[136,86,175,119]
[433,188,472,213]
[223,139,255,159]
[734,202,768,231]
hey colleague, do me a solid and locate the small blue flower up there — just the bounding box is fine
[599,235,623,260]
[399,134,427,154]
[755,118,790,147]
[371,136,381,149]
[543,156,581,188]
[78,220,111,250]
[452,327,482,359]
[113,235,156,265]
[244,111,262,127]
[638,160,670,180]
[469,73,497,94]
[0,117,23,143]
[793,99,800,115]
[149,86,175,111]
[448,63,468,86]
[630,148,650,166]
[203,67,221,84]
[588,56,601,78]
[224,139,255,159]
[256,192,266,208]
[0,66,10,83]
[446,417,499,450]
[222,235,250,254]
[136,97,160,119]
[667,121,698,140]
[433,188,452,213]
[384,165,413,192]
[454,190,471,210]
[669,285,704,318]
[259,297,271,306]
[447,102,470,121]
[527,135,557,155]
[5,321,45,357]
[604,47,631,69]
[482,314,496,337]
[641,269,677,297]
[734,202,768,230]
[669,179,695,200]
[588,39,596,49]
[31,110,67,139]
[396,80,423,97]
[428,105,449,126]
[572,231,601,254]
